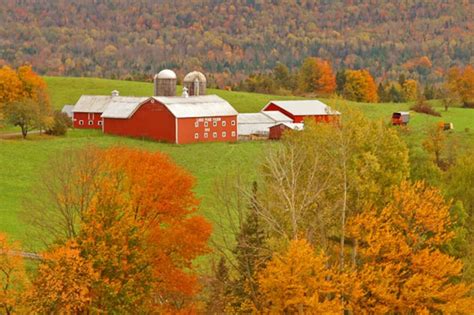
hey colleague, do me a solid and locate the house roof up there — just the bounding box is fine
[61,105,74,117]
[263,100,340,116]
[154,95,238,118]
[73,95,112,113]
[101,97,149,118]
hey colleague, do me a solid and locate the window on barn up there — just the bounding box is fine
[222,121,227,127]
[231,120,236,126]
[98,121,103,126]
[194,121,199,128]
[204,132,208,138]
[79,120,84,125]
[88,120,93,125]
[213,132,217,138]
[231,131,236,137]
[194,133,199,139]
[204,121,209,127]
[213,121,217,127]
[222,131,226,137]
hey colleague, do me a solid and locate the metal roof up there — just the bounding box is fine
[263,100,340,116]
[73,95,112,113]
[154,95,238,118]
[262,110,293,122]
[101,97,149,119]
[61,105,74,117]
[276,122,305,130]
[238,113,275,124]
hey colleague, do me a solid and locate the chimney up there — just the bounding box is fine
[111,90,119,97]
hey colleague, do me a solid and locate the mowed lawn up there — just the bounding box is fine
[1,76,474,250]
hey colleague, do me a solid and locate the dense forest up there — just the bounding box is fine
[0,0,472,85]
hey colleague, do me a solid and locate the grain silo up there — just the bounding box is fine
[154,69,177,96]
[183,71,207,96]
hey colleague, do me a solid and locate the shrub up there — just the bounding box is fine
[46,110,71,136]
[410,98,441,117]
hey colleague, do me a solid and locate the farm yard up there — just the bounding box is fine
[1,77,474,249]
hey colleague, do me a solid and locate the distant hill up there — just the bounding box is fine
[1,1,472,84]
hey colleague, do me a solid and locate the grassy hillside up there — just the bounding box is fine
[1,76,473,250]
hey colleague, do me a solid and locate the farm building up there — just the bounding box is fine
[102,95,238,144]
[238,111,292,138]
[269,122,304,140]
[262,100,340,123]
[72,95,113,129]
[61,105,74,119]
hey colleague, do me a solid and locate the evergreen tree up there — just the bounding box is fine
[336,69,347,94]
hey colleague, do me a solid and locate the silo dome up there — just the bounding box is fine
[155,69,177,80]
[154,69,177,96]
[183,71,207,96]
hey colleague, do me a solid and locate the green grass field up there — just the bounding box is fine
[1,76,473,251]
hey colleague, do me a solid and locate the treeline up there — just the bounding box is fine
[235,58,474,106]
[1,107,474,313]
[0,1,472,84]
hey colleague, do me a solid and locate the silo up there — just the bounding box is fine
[154,69,177,96]
[183,71,207,96]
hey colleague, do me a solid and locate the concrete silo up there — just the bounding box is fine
[183,71,207,96]
[154,69,177,96]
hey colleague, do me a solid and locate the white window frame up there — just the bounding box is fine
[213,132,217,138]
[213,121,217,127]
[88,120,94,126]
[231,120,236,126]
[194,121,199,128]
[98,120,103,126]
[222,121,227,127]
[222,131,227,137]
[204,121,209,127]
[204,132,208,138]
[231,131,236,137]
[79,120,84,125]
[194,133,199,139]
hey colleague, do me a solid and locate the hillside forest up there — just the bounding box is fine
[1,1,472,85]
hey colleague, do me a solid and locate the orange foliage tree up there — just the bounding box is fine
[347,181,474,313]
[28,147,212,312]
[0,233,28,315]
[298,57,336,95]
[446,65,474,107]
[0,66,23,122]
[343,69,379,102]
[256,239,342,314]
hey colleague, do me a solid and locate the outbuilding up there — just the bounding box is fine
[61,105,74,119]
[72,95,113,129]
[269,122,304,140]
[102,95,238,144]
[237,111,292,138]
[262,100,340,123]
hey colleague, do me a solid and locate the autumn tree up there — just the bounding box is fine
[445,65,474,108]
[343,69,378,102]
[298,57,336,95]
[401,79,418,101]
[256,239,342,314]
[347,182,474,313]
[0,66,23,123]
[0,233,28,315]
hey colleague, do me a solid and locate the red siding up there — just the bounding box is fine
[269,124,290,140]
[263,103,338,123]
[177,116,238,144]
[103,100,176,142]
[73,112,103,129]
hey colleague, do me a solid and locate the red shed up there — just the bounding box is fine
[262,100,340,123]
[102,95,238,144]
[269,122,304,140]
[72,95,113,129]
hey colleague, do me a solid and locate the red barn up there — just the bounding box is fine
[72,95,113,129]
[262,100,340,123]
[269,122,304,140]
[102,95,238,144]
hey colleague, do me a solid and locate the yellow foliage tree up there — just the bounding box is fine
[0,66,23,122]
[446,65,474,107]
[401,79,418,101]
[298,57,336,95]
[347,181,474,314]
[343,69,379,102]
[256,239,342,314]
[0,233,28,315]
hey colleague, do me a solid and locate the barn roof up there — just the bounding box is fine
[101,97,149,118]
[275,122,305,130]
[73,95,112,113]
[61,105,74,117]
[154,95,238,118]
[263,100,340,116]
[262,111,293,122]
[238,113,275,124]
